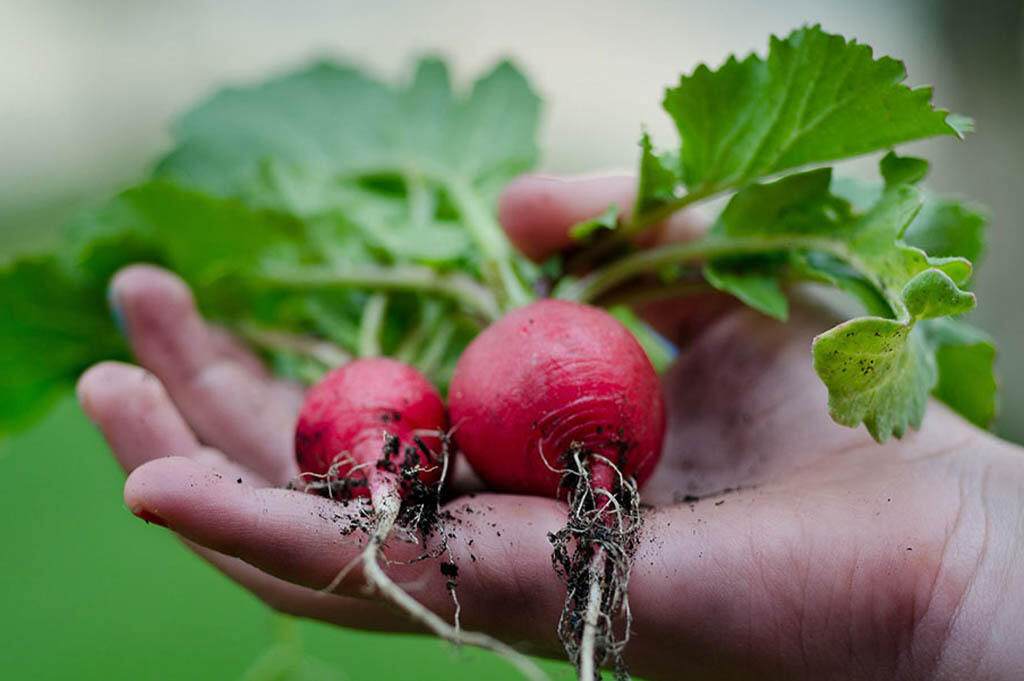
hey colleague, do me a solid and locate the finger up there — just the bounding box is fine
[498,174,733,342]
[125,456,568,652]
[207,324,305,413]
[109,265,298,483]
[77,361,198,473]
[126,455,962,680]
[77,361,271,487]
[76,368,393,628]
[499,174,636,261]
[188,543,419,633]
[206,325,271,378]
[498,174,708,263]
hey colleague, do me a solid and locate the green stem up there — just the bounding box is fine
[405,171,436,232]
[394,300,445,364]
[567,188,714,271]
[557,234,880,305]
[619,187,714,240]
[597,279,713,308]
[445,176,534,310]
[236,323,351,367]
[305,160,533,311]
[357,293,388,357]
[415,317,456,378]
[257,264,500,322]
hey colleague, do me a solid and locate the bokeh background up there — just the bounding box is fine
[2,1,1021,679]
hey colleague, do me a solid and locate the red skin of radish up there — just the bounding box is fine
[295,358,447,499]
[449,299,665,498]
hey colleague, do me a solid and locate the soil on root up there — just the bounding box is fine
[549,443,642,681]
[289,432,550,681]
[288,431,458,583]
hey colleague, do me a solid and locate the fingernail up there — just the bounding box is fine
[131,507,168,529]
[107,283,129,338]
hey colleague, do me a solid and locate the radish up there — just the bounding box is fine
[449,300,666,680]
[295,357,548,681]
[295,357,447,505]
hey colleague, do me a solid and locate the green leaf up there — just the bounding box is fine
[813,319,934,439]
[832,175,987,278]
[569,203,620,241]
[703,259,788,320]
[703,159,980,440]
[155,58,540,271]
[657,25,966,193]
[793,252,893,318]
[66,181,310,286]
[920,318,997,428]
[811,252,976,441]
[900,269,975,319]
[880,151,929,187]
[607,306,678,373]
[56,180,485,388]
[902,197,987,265]
[635,131,678,215]
[0,257,124,435]
[709,167,849,238]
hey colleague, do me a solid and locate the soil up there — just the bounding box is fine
[549,443,641,681]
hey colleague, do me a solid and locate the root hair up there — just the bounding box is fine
[549,443,642,681]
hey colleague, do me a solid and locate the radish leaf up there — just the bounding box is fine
[0,258,125,433]
[636,25,968,213]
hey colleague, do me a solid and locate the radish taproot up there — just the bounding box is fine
[449,300,666,680]
[295,357,549,681]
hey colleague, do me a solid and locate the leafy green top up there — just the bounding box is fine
[0,59,540,434]
[157,59,539,305]
[563,25,995,441]
[0,27,999,444]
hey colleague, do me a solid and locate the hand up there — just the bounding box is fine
[77,174,1024,680]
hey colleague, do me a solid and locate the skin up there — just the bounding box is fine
[77,174,1024,680]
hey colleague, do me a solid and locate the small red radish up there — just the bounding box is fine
[449,299,666,681]
[295,357,446,504]
[294,357,549,681]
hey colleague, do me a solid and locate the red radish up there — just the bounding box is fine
[295,357,549,681]
[449,299,666,681]
[296,357,446,503]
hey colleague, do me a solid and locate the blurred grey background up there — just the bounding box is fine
[2,0,1021,441]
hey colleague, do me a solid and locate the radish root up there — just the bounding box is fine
[302,435,551,681]
[550,445,641,681]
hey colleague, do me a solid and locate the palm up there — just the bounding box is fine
[78,176,1024,681]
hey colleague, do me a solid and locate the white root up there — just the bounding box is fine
[552,447,641,681]
[345,480,551,681]
[578,547,606,681]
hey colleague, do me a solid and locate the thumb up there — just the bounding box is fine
[497,173,734,342]
[498,174,708,263]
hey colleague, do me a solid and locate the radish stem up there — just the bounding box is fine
[258,264,501,322]
[357,293,388,357]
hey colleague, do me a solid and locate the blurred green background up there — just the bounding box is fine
[2,0,1021,679]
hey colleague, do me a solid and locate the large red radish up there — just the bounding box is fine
[450,300,666,680]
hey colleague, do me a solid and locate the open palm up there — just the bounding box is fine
[77,174,1024,680]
